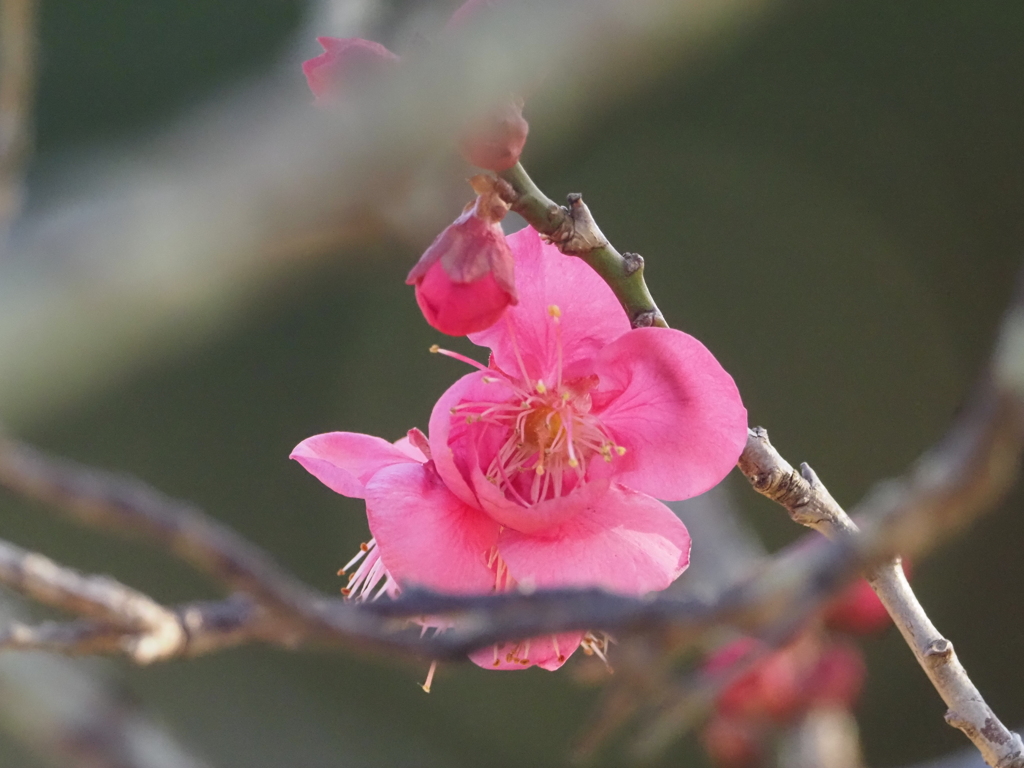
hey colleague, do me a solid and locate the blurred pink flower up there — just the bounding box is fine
[406,176,518,336]
[292,227,747,670]
[301,37,400,102]
[302,0,529,171]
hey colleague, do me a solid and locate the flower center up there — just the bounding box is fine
[436,306,625,507]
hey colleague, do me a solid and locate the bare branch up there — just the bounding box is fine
[0,537,185,662]
[497,163,666,329]
[0,0,37,232]
[738,428,1024,768]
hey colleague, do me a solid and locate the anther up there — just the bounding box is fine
[536,380,547,394]
[429,344,440,353]
[340,587,351,596]
[337,568,346,576]
[360,542,370,552]
[615,446,627,456]
[548,304,561,319]
[568,458,579,468]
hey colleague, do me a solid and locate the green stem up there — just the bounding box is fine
[497,163,668,329]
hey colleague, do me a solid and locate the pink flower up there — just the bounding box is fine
[302,37,400,102]
[292,226,747,670]
[303,2,529,172]
[823,560,908,635]
[405,176,518,336]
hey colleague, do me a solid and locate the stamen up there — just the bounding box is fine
[552,634,565,663]
[616,446,627,456]
[430,345,490,373]
[420,660,438,693]
[535,380,547,394]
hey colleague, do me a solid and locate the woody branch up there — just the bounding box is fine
[0,165,1022,767]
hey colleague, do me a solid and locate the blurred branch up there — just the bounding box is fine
[0,0,775,428]
[0,537,185,662]
[778,708,865,768]
[734,264,1024,768]
[0,0,36,233]
[0,637,215,768]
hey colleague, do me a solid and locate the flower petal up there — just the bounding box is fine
[302,37,400,102]
[498,484,691,595]
[290,432,421,499]
[592,327,747,501]
[469,632,585,671]
[469,455,609,534]
[364,462,499,593]
[428,370,496,509]
[469,227,629,382]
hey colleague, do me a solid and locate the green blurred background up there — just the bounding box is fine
[2,0,1024,765]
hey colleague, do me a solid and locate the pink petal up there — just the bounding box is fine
[302,37,399,101]
[290,432,421,499]
[459,99,529,173]
[428,370,494,509]
[498,484,691,595]
[469,454,610,533]
[469,227,629,382]
[469,632,585,671]
[364,463,499,593]
[592,327,747,501]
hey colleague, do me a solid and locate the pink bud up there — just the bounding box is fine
[824,560,910,635]
[406,176,517,336]
[805,641,866,708]
[459,97,530,172]
[302,37,400,102]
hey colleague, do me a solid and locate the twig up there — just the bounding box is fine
[497,163,666,329]
[0,0,37,233]
[738,428,1024,768]
[0,537,185,662]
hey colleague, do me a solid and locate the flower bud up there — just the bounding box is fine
[459,97,529,172]
[302,37,400,102]
[824,560,910,635]
[406,176,517,335]
[805,641,866,709]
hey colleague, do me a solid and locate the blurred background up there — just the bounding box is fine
[0,0,1023,765]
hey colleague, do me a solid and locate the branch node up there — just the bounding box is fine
[632,310,657,329]
[622,252,644,276]
[925,638,954,662]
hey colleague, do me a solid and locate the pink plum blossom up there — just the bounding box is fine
[292,226,747,670]
[406,175,518,336]
[303,1,529,172]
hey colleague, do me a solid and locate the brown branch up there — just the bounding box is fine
[0,537,185,662]
[738,428,1024,768]
[497,163,666,329]
[0,0,37,232]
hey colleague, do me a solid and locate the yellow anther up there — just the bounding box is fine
[548,304,562,318]
[615,445,627,456]
[561,391,571,402]
[568,458,579,468]
[536,380,547,394]
[535,465,545,476]
[429,344,440,353]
